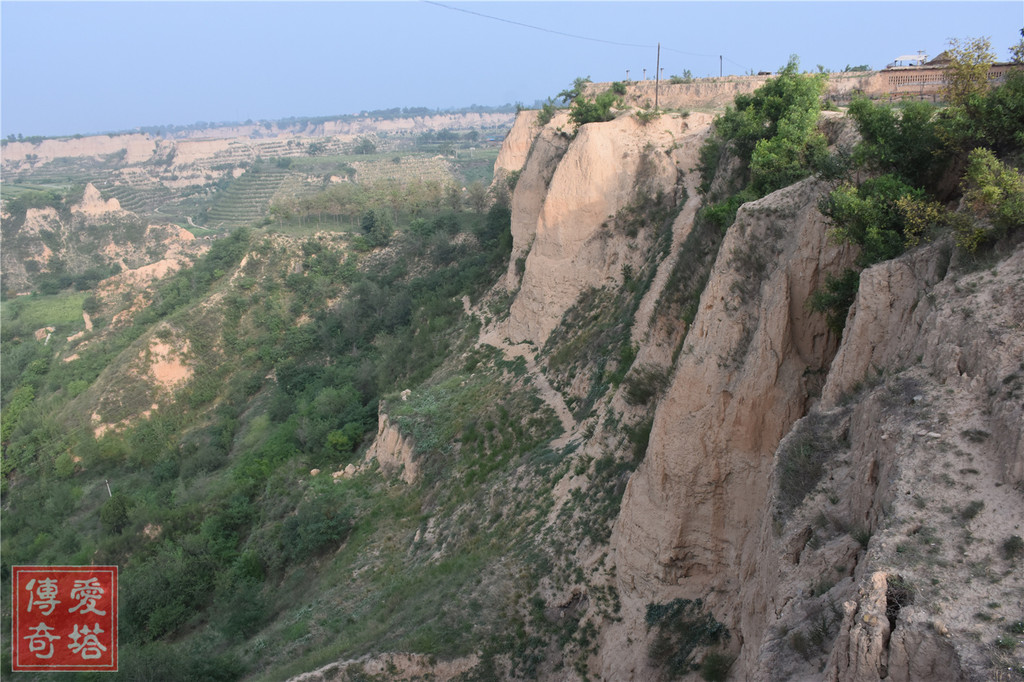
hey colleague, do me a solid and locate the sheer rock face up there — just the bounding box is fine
[492,109,539,182]
[502,114,691,346]
[501,112,571,290]
[605,178,855,679]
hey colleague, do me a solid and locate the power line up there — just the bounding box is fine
[424,1,653,49]
[424,1,754,75]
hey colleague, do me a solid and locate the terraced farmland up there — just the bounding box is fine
[203,164,290,229]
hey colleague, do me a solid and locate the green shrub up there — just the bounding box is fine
[808,268,860,336]
[847,98,945,188]
[960,500,984,521]
[713,56,826,166]
[646,599,729,679]
[750,106,827,195]
[623,365,669,405]
[99,492,135,534]
[536,99,558,126]
[700,652,734,681]
[569,88,621,130]
[819,174,927,266]
[636,108,661,125]
[961,147,1024,242]
[1002,535,1024,560]
[278,490,354,564]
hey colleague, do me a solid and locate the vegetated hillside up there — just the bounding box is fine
[0,183,208,297]
[2,52,1023,682]
[1,111,510,236]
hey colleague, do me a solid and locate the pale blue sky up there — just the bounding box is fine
[2,1,1022,138]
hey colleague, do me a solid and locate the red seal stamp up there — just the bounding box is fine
[11,566,118,672]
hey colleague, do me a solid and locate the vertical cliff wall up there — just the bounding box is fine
[501,113,699,347]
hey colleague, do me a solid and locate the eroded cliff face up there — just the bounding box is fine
[604,178,855,679]
[486,102,1023,680]
[501,113,700,346]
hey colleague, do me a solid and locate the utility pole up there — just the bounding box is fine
[105,479,112,497]
[655,42,661,110]
[720,55,723,78]
[626,69,630,81]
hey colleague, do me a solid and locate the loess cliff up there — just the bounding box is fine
[4,78,1021,682]
[477,101,1024,680]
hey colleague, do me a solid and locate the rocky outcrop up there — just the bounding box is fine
[503,113,692,346]
[365,410,419,484]
[501,112,571,289]
[605,177,855,678]
[492,110,539,180]
[73,183,122,217]
[827,572,894,681]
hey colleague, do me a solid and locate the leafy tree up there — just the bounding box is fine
[819,174,927,265]
[808,269,860,335]
[713,56,827,168]
[847,98,944,188]
[750,105,828,194]
[466,180,489,213]
[959,147,1024,248]
[100,492,135,534]
[1011,28,1024,64]
[353,137,377,155]
[360,208,393,247]
[940,69,1024,160]
[942,36,996,109]
[558,76,591,104]
[445,183,463,211]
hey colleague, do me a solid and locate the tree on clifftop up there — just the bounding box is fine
[942,36,996,109]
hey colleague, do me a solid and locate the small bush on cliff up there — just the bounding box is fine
[775,410,848,520]
[569,88,621,130]
[536,98,558,126]
[807,268,860,336]
[646,598,730,679]
[623,364,670,405]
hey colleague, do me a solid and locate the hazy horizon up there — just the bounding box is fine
[2,1,1022,139]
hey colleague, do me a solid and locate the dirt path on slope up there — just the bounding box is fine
[477,325,578,446]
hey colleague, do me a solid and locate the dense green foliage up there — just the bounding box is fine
[568,87,622,130]
[697,56,827,231]
[846,98,946,188]
[0,190,519,676]
[823,66,1024,260]
[711,57,827,191]
[820,175,928,265]
[810,44,1024,333]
